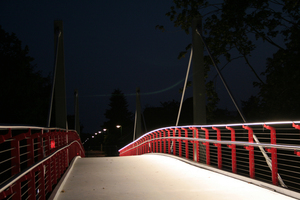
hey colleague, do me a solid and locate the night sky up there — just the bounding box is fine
[0,1,273,134]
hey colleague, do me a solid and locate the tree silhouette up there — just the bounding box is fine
[253,23,300,120]
[102,89,133,150]
[0,26,51,126]
[161,1,300,121]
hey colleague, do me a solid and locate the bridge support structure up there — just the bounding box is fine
[48,20,67,129]
[133,87,142,141]
[74,89,80,136]
[192,17,206,162]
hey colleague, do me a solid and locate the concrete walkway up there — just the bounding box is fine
[52,154,298,200]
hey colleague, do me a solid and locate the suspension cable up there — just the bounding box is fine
[196,29,246,123]
[47,29,61,127]
[196,28,286,188]
[171,48,193,152]
[176,48,193,126]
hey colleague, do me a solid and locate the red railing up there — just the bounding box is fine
[0,126,85,200]
[119,121,300,197]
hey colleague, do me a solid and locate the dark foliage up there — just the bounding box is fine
[0,26,51,126]
[143,98,239,131]
[102,89,134,149]
[162,0,300,121]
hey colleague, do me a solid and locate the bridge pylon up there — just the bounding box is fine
[133,87,142,140]
[192,17,206,162]
[47,20,67,129]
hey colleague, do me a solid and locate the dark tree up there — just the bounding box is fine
[161,0,300,121]
[102,89,134,150]
[0,26,51,126]
[143,100,179,131]
[254,23,300,120]
[161,0,298,83]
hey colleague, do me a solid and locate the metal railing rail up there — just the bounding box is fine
[0,126,85,200]
[119,121,300,198]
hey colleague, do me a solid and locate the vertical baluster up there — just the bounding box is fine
[243,125,255,179]
[189,127,199,162]
[201,127,210,165]
[181,128,189,159]
[226,126,236,173]
[159,131,162,153]
[212,127,222,169]
[162,130,166,153]
[175,128,182,157]
[264,125,278,185]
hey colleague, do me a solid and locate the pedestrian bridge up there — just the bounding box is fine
[1,121,300,199]
[51,154,295,200]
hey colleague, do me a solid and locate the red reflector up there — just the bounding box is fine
[51,140,55,148]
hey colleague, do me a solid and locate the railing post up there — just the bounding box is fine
[143,137,146,154]
[147,135,150,153]
[11,130,30,175]
[201,127,210,165]
[138,141,141,155]
[26,129,34,167]
[10,130,20,176]
[171,129,176,155]
[243,125,255,179]
[226,126,237,173]
[39,164,46,199]
[12,181,21,200]
[175,128,182,157]
[293,123,300,156]
[167,129,171,154]
[144,137,146,154]
[27,171,35,200]
[155,131,159,153]
[264,124,278,186]
[141,137,144,154]
[181,128,189,159]
[212,127,222,169]
[140,138,143,154]
[38,129,45,160]
[152,133,155,152]
[159,131,162,153]
[149,134,152,153]
[162,130,166,153]
[189,127,199,162]
[46,160,52,193]
[53,156,57,185]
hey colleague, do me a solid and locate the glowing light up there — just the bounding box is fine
[51,140,55,149]
[116,125,121,128]
[119,120,300,152]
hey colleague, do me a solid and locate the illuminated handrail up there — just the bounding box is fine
[119,121,300,196]
[0,126,85,199]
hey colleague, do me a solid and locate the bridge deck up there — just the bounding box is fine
[52,154,296,200]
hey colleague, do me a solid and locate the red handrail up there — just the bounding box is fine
[118,121,300,196]
[0,126,84,200]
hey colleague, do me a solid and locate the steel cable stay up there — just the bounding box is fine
[170,48,193,153]
[47,29,61,128]
[195,27,287,188]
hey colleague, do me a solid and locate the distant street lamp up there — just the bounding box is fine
[116,125,122,136]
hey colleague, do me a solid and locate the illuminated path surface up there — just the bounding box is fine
[52,154,296,200]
